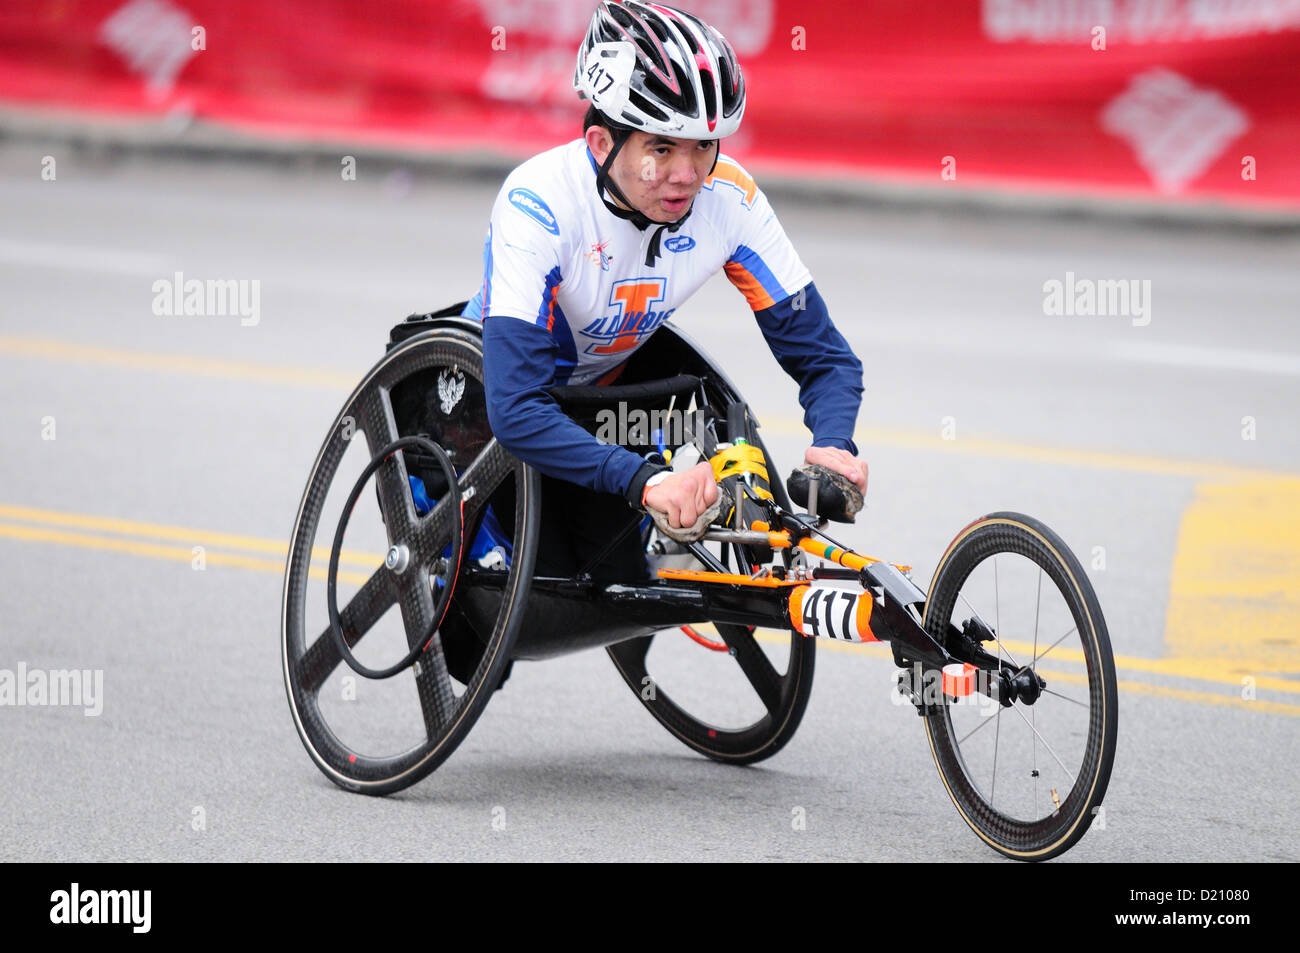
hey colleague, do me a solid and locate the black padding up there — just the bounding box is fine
[388,303,472,347]
[548,374,701,408]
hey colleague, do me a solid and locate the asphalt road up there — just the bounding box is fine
[1,141,1297,862]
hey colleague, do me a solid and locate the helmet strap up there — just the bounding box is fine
[592,120,700,265]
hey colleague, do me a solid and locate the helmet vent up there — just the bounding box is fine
[627,89,670,124]
[699,70,717,123]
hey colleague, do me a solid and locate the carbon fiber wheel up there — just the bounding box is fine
[608,622,815,764]
[921,512,1117,860]
[281,327,539,795]
[608,530,816,765]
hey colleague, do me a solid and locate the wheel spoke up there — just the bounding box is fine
[609,633,652,669]
[298,566,399,694]
[718,625,784,716]
[1040,686,1089,708]
[956,706,1001,745]
[1008,701,1078,791]
[958,589,1020,670]
[1011,626,1077,681]
[455,438,513,521]
[1031,567,1043,816]
[1033,567,1043,662]
[360,388,416,543]
[990,706,1002,809]
[395,580,457,739]
[411,493,461,564]
[994,555,1001,642]
[409,438,511,560]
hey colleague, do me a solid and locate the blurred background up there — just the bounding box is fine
[1,1,1297,862]
[3,0,1298,208]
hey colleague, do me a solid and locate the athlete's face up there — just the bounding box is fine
[586,127,718,223]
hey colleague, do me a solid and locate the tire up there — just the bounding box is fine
[281,327,539,795]
[608,401,814,766]
[921,512,1118,860]
[608,621,815,764]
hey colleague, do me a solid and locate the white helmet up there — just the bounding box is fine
[574,2,746,140]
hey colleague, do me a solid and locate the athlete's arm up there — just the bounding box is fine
[482,317,656,502]
[753,281,863,455]
[718,160,866,486]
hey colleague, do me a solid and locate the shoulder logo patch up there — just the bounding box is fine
[664,235,695,253]
[702,161,759,210]
[508,188,560,235]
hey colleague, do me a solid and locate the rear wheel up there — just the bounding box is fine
[281,327,539,795]
[608,527,815,764]
[921,512,1117,860]
[608,622,815,764]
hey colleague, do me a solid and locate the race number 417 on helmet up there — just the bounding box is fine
[573,1,746,139]
[574,2,746,227]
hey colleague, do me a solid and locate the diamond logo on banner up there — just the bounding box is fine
[1100,68,1250,194]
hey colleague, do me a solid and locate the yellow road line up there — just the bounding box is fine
[748,629,1300,694]
[6,334,1300,705]
[0,336,357,391]
[10,502,1289,691]
[764,418,1300,484]
[1040,668,1300,718]
[1164,476,1300,673]
[0,503,381,570]
[4,334,1296,483]
[965,636,1299,693]
[0,522,372,585]
[3,517,1295,712]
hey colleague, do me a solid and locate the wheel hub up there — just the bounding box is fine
[385,544,410,573]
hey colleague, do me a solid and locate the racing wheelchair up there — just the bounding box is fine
[280,305,1118,861]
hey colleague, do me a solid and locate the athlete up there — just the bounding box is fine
[465,1,867,578]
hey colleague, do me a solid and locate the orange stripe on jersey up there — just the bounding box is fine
[546,282,559,332]
[595,362,626,385]
[724,261,776,311]
[704,160,759,208]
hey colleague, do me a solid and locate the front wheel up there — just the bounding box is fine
[921,512,1118,861]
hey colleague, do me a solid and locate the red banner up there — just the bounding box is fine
[2,1,1297,208]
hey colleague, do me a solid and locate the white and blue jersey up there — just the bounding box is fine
[468,139,863,500]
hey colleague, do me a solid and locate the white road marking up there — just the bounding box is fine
[0,238,170,276]
[1109,339,1300,376]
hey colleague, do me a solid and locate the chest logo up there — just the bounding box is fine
[586,239,613,271]
[581,278,674,355]
[664,235,695,253]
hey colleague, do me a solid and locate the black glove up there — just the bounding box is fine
[786,464,863,523]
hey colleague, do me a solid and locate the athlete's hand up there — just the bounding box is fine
[643,461,718,529]
[804,445,868,497]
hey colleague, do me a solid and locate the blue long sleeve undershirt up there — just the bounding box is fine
[483,316,646,497]
[753,282,863,456]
